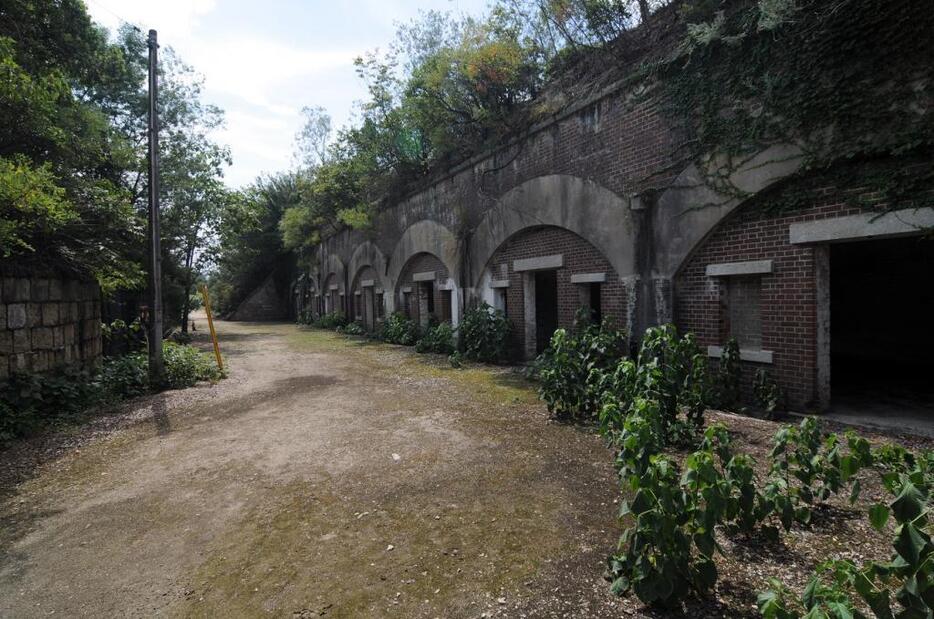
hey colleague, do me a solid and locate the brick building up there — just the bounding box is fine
[293,39,933,414]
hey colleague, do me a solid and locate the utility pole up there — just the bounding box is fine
[147,29,166,388]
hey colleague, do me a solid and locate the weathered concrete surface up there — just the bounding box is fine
[468,174,637,289]
[229,272,288,321]
[0,319,630,618]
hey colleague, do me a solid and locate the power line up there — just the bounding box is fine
[83,0,146,34]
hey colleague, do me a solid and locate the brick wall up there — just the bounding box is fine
[485,226,628,357]
[322,273,341,316]
[674,194,872,409]
[0,275,102,381]
[318,84,682,266]
[350,266,378,325]
[397,253,449,326]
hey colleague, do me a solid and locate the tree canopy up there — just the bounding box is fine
[0,0,232,330]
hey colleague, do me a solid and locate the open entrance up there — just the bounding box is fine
[830,236,934,417]
[534,270,558,354]
[418,281,434,328]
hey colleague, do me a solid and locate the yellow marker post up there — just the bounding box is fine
[200,284,223,371]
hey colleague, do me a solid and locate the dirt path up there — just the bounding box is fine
[0,320,634,618]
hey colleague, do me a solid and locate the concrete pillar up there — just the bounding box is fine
[522,272,536,360]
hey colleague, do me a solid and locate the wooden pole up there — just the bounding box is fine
[200,284,223,371]
[147,29,166,388]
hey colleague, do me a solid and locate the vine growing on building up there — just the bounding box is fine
[650,0,934,214]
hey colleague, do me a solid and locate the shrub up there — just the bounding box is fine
[535,316,628,421]
[311,312,348,330]
[715,337,742,409]
[758,445,934,619]
[380,312,419,346]
[100,352,149,399]
[1,342,225,441]
[459,302,511,362]
[170,330,193,344]
[753,369,783,412]
[415,321,456,355]
[162,341,225,389]
[338,321,367,336]
[598,324,711,441]
[101,318,146,357]
[0,366,99,439]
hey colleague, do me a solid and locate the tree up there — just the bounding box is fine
[294,106,332,171]
[1,1,231,334]
[210,174,300,315]
[0,5,141,290]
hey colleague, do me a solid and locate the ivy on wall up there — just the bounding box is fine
[649,0,934,210]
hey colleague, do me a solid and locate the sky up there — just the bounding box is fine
[84,0,490,189]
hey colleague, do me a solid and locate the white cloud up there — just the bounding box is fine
[84,0,217,38]
[183,35,357,114]
[83,0,488,188]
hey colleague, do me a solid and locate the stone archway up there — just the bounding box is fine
[388,221,461,326]
[348,241,392,322]
[476,225,628,359]
[469,175,638,294]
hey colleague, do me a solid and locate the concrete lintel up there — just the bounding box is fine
[361,279,375,288]
[401,286,412,293]
[789,208,934,244]
[329,285,339,291]
[489,280,510,289]
[412,271,437,282]
[570,272,607,284]
[707,346,774,364]
[513,254,563,272]
[706,260,773,277]
[354,291,361,296]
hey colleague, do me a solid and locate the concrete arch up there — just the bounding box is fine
[654,144,806,279]
[319,253,346,315]
[348,241,392,292]
[320,253,346,289]
[388,221,462,326]
[387,220,460,285]
[469,175,637,291]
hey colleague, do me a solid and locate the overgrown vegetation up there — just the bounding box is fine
[415,321,457,355]
[657,0,933,210]
[307,302,512,364]
[528,321,934,614]
[310,312,349,330]
[534,314,628,421]
[213,0,933,287]
[459,302,512,363]
[1,341,225,440]
[380,313,420,346]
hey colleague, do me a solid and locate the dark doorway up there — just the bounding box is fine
[589,283,602,324]
[535,270,559,354]
[830,236,934,412]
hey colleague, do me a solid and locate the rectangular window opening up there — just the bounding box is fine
[494,288,508,316]
[722,276,762,349]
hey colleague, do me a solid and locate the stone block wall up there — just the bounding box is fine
[0,275,102,381]
[229,273,287,321]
